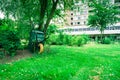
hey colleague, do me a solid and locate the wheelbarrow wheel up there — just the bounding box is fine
[38,43,44,53]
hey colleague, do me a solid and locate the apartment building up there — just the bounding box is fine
[65,1,89,27]
[58,0,120,39]
[65,0,120,27]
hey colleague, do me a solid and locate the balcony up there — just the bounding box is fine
[59,26,120,35]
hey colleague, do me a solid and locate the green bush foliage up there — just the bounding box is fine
[47,34,59,45]
[0,19,21,57]
[63,35,72,46]
[47,24,57,35]
[76,36,85,46]
[0,30,20,56]
[46,33,89,46]
[102,37,111,44]
[56,32,64,45]
[0,51,4,58]
[0,24,20,56]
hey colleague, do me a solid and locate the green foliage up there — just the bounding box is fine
[70,35,89,46]
[81,35,90,44]
[0,51,4,59]
[0,30,20,56]
[63,35,72,45]
[88,0,120,28]
[102,37,111,44]
[47,24,57,35]
[47,34,89,46]
[0,19,15,31]
[47,34,59,45]
[76,36,85,46]
[0,0,83,36]
[1,44,120,79]
[56,32,64,45]
[88,0,120,42]
[0,19,20,56]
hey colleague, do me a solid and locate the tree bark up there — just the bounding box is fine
[38,0,48,31]
[100,30,104,43]
[43,0,59,35]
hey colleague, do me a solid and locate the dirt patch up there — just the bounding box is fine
[0,50,32,63]
[91,75,100,80]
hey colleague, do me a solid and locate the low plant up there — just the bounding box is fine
[102,37,111,44]
[46,34,58,45]
[0,51,4,59]
[0,30,20,56]
[76,36,85,46]
[47,34,90,46]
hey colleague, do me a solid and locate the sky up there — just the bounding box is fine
[0,12,4,19]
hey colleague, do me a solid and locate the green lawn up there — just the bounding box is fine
[0,43,120,80]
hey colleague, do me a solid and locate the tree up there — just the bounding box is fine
[87,0,120,42]
[0,0,81,36]
[0,0,85,52]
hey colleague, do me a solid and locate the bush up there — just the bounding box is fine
[0,30,20,56]
[63,35,71,45]
[46,34,58,45]
[47,24,57,35]
[76,36,85,46]
[46,34,90,46]
[102,37,111,44]
[81,35,90,44]
[70,35,89,46]
[0,51,4,59]
[56,32,64,45]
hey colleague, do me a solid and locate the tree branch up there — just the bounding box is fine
[43,0,59,35]
[38,0,48,31]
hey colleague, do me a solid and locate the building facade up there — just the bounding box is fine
[65,1,89,27]
[58,0,120,39]
[65,0,120,27]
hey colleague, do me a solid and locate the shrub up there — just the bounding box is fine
[46,34,58,45]
[56,32,64,45]
[71,36,78,46]
[102,37,111,44]
[63,35,73,46]
[63,35,70,45]
[0,30,20,56]
[63,35,90,46]
[0,51,4,59]
[76,36,85,46]
[46,33,90,46]
[81,35,90,44]
[47,24,57,35]
[71,35,89,46]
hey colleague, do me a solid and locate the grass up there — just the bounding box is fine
[0,43,120,80]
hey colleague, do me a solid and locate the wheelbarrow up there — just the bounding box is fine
[28,30,46,53]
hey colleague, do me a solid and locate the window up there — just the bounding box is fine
[77,22,80,24]
[71,18,73,20]
[84,21,86,24]
[71,13,73,15]
[81,16,84,19]
[78,17,81,20]
[71,22,73,25]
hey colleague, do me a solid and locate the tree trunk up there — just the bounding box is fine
[43,0,59,36]
[38,0,48,31]
[100,30,104,43]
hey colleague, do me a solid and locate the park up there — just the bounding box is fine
[0,0,120,80]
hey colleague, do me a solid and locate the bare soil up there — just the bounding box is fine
[0,50,32,64]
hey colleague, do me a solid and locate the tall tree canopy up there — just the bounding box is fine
[87,0,120,42]
[0,0,83,37]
